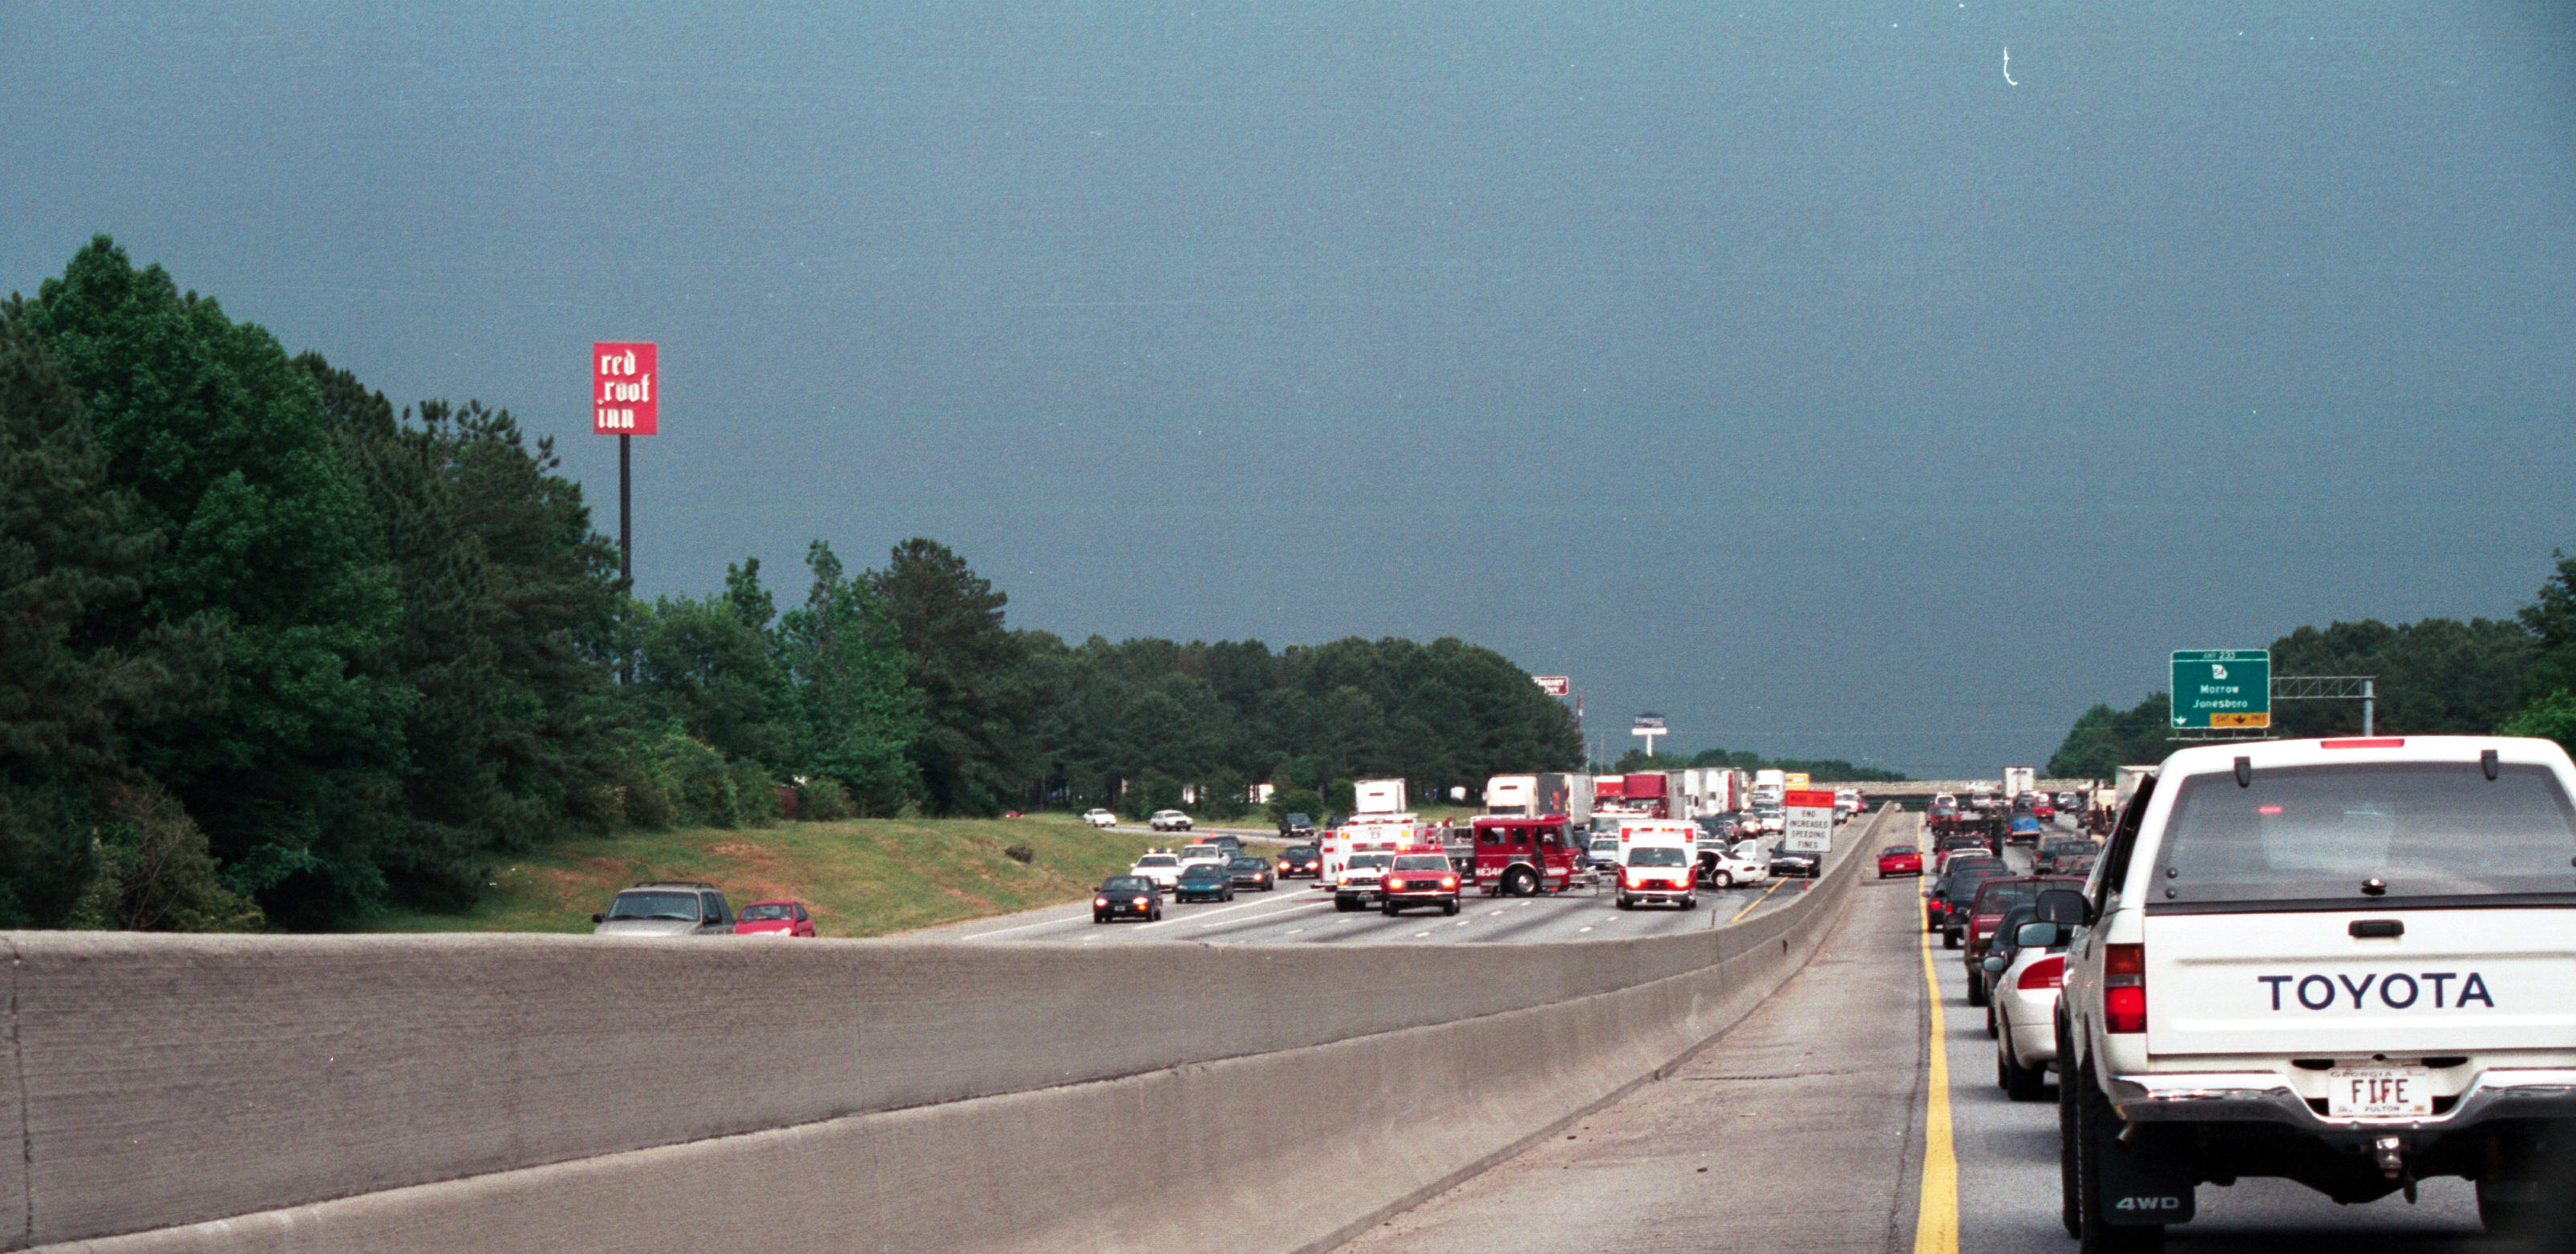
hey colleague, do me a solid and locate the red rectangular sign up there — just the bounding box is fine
[1784,789,1837,810]
[1532,675,1570,696]
[593,342,658,435]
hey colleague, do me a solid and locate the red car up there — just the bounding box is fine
[1876,844,1922,877]
[732,900,816,936]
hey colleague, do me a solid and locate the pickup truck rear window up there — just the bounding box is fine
[2157,762,2576,904]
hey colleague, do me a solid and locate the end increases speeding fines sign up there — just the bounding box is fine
[593,342,658,435]
[1783,789,1835,854]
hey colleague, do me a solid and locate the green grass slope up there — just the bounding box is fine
[365,815,1177,938]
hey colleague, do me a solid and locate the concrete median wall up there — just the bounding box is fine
[26,807,1902,1254]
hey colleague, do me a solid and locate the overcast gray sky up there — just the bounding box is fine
[10,2,2574,777]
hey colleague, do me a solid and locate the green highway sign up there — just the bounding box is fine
[2171,649,2270,730]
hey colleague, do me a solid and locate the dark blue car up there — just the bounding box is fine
[1174,863,1235,902]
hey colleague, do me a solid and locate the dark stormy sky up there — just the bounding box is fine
[9,2,2574,777]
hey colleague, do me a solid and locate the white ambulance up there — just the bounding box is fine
[1318,813,1420,887]
[1612,818,1701,910]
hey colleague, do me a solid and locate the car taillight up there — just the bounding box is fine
[2104,943,2145,1033]
[2019,956,2064,991]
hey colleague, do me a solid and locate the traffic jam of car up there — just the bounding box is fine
[1103,770,1861,928]
[1910,745,2576,1247]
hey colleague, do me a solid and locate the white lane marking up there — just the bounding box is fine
[1198,900,1333,928]
[1285,928,1303,935]
[1578,925,1594,933]
[961,911,1094,940]
[1132,892,1330,931]
[1415,931,1432,937]
[1453,920,1469,927]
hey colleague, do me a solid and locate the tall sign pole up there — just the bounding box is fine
[593,342,658,681]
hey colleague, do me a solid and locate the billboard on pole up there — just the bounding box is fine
[1533,676,1570,697]
[593,342,658,435]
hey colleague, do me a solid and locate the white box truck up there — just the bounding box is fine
[2001,765,2038,799]
[1354,778,1407,814]
[1482,773,1595,823]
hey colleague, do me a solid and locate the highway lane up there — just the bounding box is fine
[1329,811,2520,1252]
[1928,852,2499,1252]
[905,817,1865,945]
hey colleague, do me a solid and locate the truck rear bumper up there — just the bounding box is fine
[2108,1068,2576,1133]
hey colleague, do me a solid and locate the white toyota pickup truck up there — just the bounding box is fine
[2056,736,2576,1250]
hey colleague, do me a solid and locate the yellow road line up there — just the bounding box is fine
[1729,876,1790,923]
[1914,922,1959,1253]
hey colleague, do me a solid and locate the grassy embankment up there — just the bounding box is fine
[366,814,1173,938]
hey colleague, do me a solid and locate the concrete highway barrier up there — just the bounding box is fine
[26,807,1902,1253]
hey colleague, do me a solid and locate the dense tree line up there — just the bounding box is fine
[2044,573,2570,777]
[1021,633,1584,819]
[0,237,1582,930]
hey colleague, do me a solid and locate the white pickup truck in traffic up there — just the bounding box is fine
[2056,736,2576,1248]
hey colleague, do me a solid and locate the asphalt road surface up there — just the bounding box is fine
[904,827,1849,946]
[1332,815,2529,1252]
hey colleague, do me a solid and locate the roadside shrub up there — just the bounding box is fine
[729,761,779,827]
[622,771,678,830]
[799,779,853,821]
[567,783,627,832]
[1002,843,1035,864]
[659,736,739,827]
[68,782,264,932]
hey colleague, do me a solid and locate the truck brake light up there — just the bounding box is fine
[2104,943,2145,1033]
[2019,956,2064,991]
[2321,738,2404,749]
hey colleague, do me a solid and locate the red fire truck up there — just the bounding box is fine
[1467,813,1585,896]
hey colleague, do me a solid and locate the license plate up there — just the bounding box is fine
[2326,1066,2432,1118]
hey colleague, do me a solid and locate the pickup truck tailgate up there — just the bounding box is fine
[2144,907,2576,1058]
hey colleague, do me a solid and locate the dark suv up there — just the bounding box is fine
[1278,811,1314,839]
[1277,845,1321,878]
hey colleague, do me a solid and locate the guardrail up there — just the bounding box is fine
[22,806,1904,1254]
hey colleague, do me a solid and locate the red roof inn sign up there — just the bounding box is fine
[593,342,658,435]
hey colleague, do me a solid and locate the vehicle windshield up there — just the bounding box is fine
[1883,845,1917,856]
[1101,876,1151,892]
[1229,857,1267,870]
[1975,879,2072,915]
[606,892,700,920]
[1286,847,1316,858]
[737,903,794,921]
[1181,864,1225,879]
[2158,763,2576,902]
[1284,814,1310,826]
[1183,846,1221,858]
[1391,855,1448,871]
[1350,853,1392,869]
[1135,856,1177,868]
[1590,839,1620,853]
[1627,847,1689,868]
